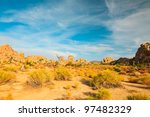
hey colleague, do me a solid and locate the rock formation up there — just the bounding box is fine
[76,58,88,65]
[112,42,150,65]
[67,55,75,64]
[0,44,25,64]
[134,42,150,64]
[57,56,66,65]
[68,55,74,62]
[26,56,48,64]
[102,57,113,63]
[111,57,132,65]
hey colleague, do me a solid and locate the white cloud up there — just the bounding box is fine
[107,8,150,46]
[105,0,148,17]
[104,0,150,57]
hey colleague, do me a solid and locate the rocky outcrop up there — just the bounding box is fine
[112,42,150,65]
[134,42,150,64]
[111,57,132,65]
[68,55,74,63]
[26,56,48,64]
[76,58,88,65]
[57,56,66,65]
[102,57,113,63]
[0,44,25,64]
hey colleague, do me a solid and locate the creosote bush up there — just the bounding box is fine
[27,69,54,88]
[55,67,71,81]
[0,70,16,85]
[90,69,122,89]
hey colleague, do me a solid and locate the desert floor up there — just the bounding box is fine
[0,69,150,100]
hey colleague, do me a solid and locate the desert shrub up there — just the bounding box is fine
[77,69,85,77]
[128,77,139,83]
[127,93,149,100]
[88,88,111,100]
[63,91,73,100]
[72,82,79,89]
[128,67,137,73]
[55,67,71,81]
[27,69,54,88]
[129,75,150,85]
[113,67,121,73]
[90,69,122,89]
[3,65,19,72]
[96,88,111,100]
[64,84,72,90]
[0,70,16,85]
[85,69,98,78]
[141,76,150,85]
[47,84,55,90]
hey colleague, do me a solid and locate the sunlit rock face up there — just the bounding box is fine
[134,42,150,64]
[0,44,25,64]
[102,57,113,63]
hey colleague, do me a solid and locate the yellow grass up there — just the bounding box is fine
[0,70,16,85]
[90,69,123,89]
[55,67,72,81]
[27,69,54,88]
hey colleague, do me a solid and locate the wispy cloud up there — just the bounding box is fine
[104,0,150,57]
[0,0,149,60]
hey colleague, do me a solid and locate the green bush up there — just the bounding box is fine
[27,69,54,88]
[90,69,122,89]
[55,67,71,81]
[0,70,16,85]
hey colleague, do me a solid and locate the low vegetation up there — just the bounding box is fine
[3,65,19,72]
[55,67,72,81]
[27,69,54,88]
[90,69,123,89]
[127,93,149,100]
[88,88,111,100]
[0,70,16,85]
[129,75,150,86]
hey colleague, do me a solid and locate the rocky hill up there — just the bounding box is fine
[112,42,150,65]
[134,42,150,64]
[102,57,113,63]
[0,44,24,64]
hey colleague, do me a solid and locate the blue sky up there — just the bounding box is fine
[0,0,150,60]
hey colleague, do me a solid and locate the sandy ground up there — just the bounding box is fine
[0,71,150,100]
